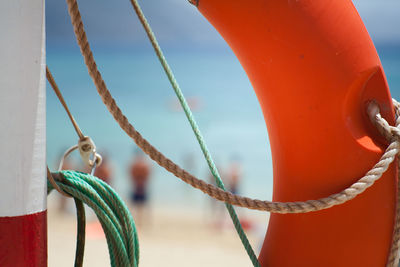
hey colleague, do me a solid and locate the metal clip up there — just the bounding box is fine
[89,152,102,176]
[58,145,79,171]
[78,136,99,167]
[58,136,102,173]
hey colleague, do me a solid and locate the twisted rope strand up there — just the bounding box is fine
[46,66,85,140]
[63,180,129,266]
[77,171,138,263]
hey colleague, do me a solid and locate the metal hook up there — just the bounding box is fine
[58,137,102,173]
[90,153,102,176]
[58,145,79,171]
[78,136,102,168]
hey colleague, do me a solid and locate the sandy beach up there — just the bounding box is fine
[48,195,268,267]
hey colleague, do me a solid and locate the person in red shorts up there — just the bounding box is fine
[94,154,113,185]
[129,150,151,226]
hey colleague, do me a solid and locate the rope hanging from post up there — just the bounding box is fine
[46,66,85,140]
[47,66,102,169]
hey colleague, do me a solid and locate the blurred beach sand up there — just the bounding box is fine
[48,195,267,267]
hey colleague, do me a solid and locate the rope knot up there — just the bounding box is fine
[367,100,400,143]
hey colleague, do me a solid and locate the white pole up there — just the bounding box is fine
[0,0,47,266]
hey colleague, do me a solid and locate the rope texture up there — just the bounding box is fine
[48,171,139,267]
[46,66,84,140]
[62,0,400,265]
[65,0,259,265]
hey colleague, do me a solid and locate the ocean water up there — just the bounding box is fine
[47,45,400,209]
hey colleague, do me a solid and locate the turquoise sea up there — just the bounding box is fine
[47,44,400,209]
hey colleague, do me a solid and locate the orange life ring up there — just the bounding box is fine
[196,0,397,266]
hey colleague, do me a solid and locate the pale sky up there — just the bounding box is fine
[46,0,400,48]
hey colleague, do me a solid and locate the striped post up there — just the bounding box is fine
[0,0,47,266]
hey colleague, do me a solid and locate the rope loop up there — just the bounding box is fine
[47,170,139,267]
[368,99,400,142]
[366,99,400,267]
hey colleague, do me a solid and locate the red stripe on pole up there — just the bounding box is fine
[0,211,47,267]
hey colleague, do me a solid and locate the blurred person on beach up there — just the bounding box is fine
[129,150,152,227]
[85,153,115,232]
[226,155,255,231]
[227,155,242,195]
[207,162,225,229]
[181,152,196,196]
[93,153,113,185]
[183,152,196,173]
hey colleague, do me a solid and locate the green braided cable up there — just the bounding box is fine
[65,171,137,266]
[62,182,130,266]
[50,171,136,266]
[72,197,86,267]
[52,176,130,266]
[129,1,260,266]
[77,171,139,262]
[48,170,139,267]
[65,175,128,254]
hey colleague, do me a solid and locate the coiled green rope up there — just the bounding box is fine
[48,170,139,267]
